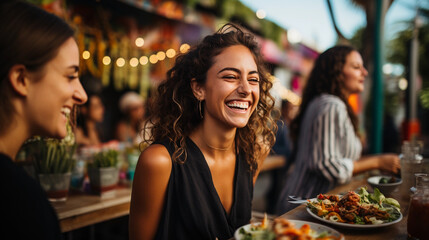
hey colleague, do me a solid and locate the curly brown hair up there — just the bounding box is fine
[290,45,359,144]
[143,23,276,175]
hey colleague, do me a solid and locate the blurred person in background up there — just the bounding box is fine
[271,99,298,162]
[75,75,105,147]
[266,99,298,213]
[75,91,105,146]
[275,45,401,214]
[129,23,277,240]
[115,91,145,146]
[0,1,87,239]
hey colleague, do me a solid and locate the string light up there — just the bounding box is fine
[130,57,139,67]
[116,57,125,67]
[104,43,190,67]
[179,43,190,53]
[157,51,166,61]
[166,48,176,58]
[135,37,145,47]
[102,56,111,65]
[149,54,158,64]
[82,50,90,59]
[139,56,149,65]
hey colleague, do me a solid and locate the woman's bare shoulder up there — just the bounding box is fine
[137,144,172,174]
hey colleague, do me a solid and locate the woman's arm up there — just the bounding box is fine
[353,154,400,175]
[129,144,172,240]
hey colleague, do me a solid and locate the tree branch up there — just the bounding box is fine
[326,0,349,44]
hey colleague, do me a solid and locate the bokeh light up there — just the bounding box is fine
[287,29,302,44]
[256,9,266,19]
[130,57,139,67]
[135,37,145,47]
[398,78,408,90]
[166,48,176,58]
[157,51,166,61]
[139,56,148,65]
[383,63,393,75]
[82,51,90,60]
[149,54,158,64]
[116,57,125,67]
[180,43,190,53]
[102,56,111,65]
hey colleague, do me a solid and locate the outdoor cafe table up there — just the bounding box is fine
[277,175,409,240]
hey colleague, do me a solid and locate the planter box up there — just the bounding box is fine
[38,172,71,202]
[88,167,119,196]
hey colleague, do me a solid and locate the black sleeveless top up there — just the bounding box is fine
[153,137,253,240]
[0,153,62,239]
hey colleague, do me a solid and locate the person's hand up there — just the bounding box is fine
[378,154,400,174]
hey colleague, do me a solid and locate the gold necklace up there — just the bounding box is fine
[203,138,233,151]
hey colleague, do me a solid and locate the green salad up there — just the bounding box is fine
[307,187,401,225]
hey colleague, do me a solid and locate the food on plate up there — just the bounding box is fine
[307,187,401,225]
[237,215,341,240]
[379,176,397,184]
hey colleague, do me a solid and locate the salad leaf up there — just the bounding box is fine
[358,187,400,209]
[358,187,370,204]
[379,177,390,184]
[316,231,330,238]
[386,206,401,222]
[384,198,400,209]
[239,227,275,240]
[369,188,386,205]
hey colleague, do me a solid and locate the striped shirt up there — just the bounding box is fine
[275,94,362,214]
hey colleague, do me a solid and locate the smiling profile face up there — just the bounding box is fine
[342,50,368,97]
[26,37,87,138]
[198,45,260,129]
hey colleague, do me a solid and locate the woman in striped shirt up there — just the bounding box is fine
[275,45,400,214]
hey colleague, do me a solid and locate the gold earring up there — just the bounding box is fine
[198,100,203,119]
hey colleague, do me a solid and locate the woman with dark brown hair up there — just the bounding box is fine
[0,1,87,239]
[275,45,400,214]
[129,23,276,240]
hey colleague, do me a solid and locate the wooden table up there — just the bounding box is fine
[51,187,131,233]
[277,175,409,240]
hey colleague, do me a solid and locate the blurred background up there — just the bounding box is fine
[25,0,429,156]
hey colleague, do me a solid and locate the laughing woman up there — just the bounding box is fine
[129,24,276,240]
[0,1,87,239]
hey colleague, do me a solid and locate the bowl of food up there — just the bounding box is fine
[367,175,402,195]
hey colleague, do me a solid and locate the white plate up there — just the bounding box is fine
[306,206,403,229]
[234,219,345,240]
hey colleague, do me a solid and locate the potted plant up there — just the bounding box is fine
[87,149,120,196]
[26,118,76,202]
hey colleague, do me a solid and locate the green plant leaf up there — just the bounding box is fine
[26,116,76,174]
